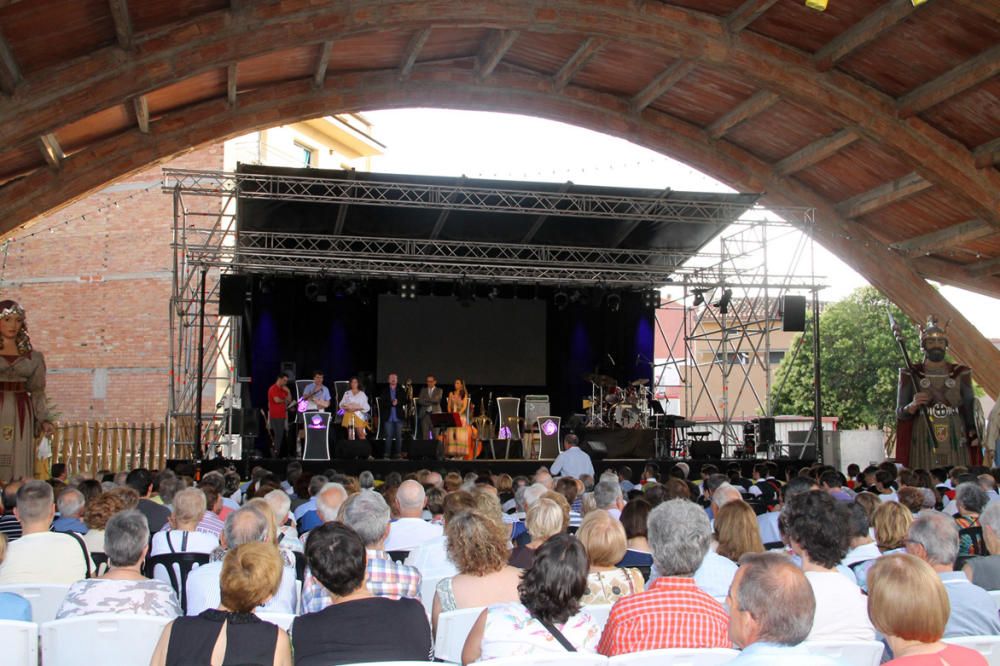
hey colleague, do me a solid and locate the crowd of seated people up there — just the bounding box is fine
[0,453,997,665]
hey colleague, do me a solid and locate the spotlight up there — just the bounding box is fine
[258,276,273,295]
[456,280,475,307]
[692,289,705,307]
[641,289,660,309]
[606,292,622,313]
[486,287,499,301]
[805,0,827,10]
[398,281,417,300]
[716,288,733,314]
[304,279,327,303]
[553,291,570,311]
[570,289,588,306]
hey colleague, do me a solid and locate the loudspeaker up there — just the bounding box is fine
[782,295,807,332]
[336,439,371,459]
[478,440,524,459]
[224,408,259,438]
[581,439,607,461]
[756,417,776,446]
[407,438,439,460]
[280,362,296,382]
[690,440,723,459]
[219,275,250,316]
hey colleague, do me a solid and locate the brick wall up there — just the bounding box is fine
[2,144,224,422]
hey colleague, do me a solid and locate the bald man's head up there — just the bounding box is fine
[728,552,815,649]
[396,479,426,517]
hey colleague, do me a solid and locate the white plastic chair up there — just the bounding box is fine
[484,654,608,666]
[608,648,738,666]
[0,583,70,624]
[944,636,1000,666]
[989,589,1000,610]
[256,611,295,631]
[41,613,172,666]
[419,576,444,618]
[800,640,885,666]
[434,606,485,664]
[582,604,612,631]
[0,619,38,666]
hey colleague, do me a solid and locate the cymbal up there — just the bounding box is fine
[630,378,649,386]
[583,373,617,387]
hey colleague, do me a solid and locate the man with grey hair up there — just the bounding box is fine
[965,501,1000,589]
[598,499,731,655]
[385,479,442,551]
[301,489,421,613]
[726,552,842,665]
[550,433,594,480]
[711,483,743,513]
[184,505,297,616]
[594,478,625,520]
[0,480,90,583]
[906,510,1000,636]
[52,487,88,534]
[943,480,990,518]
[314,483,348,524]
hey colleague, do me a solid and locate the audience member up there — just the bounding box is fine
[198,471,230,527]
[301,490,421,613]
[780,490,875,642]
[150,488,219,583]
[550,433,595,479]
[299,482,347,543]
[186,506,298,616]
[727,552,842,665]
[554,477,582,527]
[599,499,730,655]
[405,490,477,580]
[52,487,87,533]
[263,488,303,554]
[0,480,90,583]
[874,501,914,553]
[0,480,23,541]
[710,483,743,516]
[293,474,329,533]
[868,553,987,666]
[964,500,1000,589]
[820,470,854,502]
[952,482,989,556]
[842,501,882,590]
[151,542,291,666]
[0,534,30,620]
[577,509,643,605]
[384,479,443,551]
[463,534,602,662]
[617,497,653,568]
[905,510,1000,637]
[509,497,564,569]
[126,468,171,534]
[293,522,431,665]
[57,510,180,618]
[76,478,102,504]
[758,476,817,545]
[534,468,554,490]
[432,510,522,632]
[714,500,764,563]
[82,488,138,559]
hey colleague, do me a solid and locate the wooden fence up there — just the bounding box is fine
[46,422,172,476]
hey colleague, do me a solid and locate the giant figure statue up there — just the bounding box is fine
[896,316,980,468]
[0,301,53,480]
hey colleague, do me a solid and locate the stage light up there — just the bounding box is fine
[805,0,827,10]
[553,291,570,311]
[304,279,327,303]
[456,280,475,307]
[258,275,273,295]
[641,289,660,309]
[399,281,417,300]
[486,287,499,301]
[716,288,733,314]
[692,289,705,307]
[606,292,622,313]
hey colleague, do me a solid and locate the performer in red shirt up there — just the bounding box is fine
[267,373,292,457]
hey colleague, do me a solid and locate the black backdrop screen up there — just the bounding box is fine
[377,295,546,385]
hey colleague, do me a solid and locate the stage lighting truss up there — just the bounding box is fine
[399,281,417,299]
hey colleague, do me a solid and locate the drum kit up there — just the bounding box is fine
[582,373,656,429]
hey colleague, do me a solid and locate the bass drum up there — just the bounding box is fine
[619,406,643,429]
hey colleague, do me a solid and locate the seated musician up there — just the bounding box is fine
[339,377,370,441]
[298,371,332,449]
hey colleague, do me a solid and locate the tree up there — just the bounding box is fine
[771,286,922,430]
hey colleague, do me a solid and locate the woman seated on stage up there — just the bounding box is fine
[444,378,473,460]
[577,509,644,605]
[339,376,370,441]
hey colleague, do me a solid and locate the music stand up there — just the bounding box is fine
[302,411,331,461]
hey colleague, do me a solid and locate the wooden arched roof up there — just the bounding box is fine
[1,0,999,390]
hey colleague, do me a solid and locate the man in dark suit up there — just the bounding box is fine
[379,373,407,459]
[416,374,443,441]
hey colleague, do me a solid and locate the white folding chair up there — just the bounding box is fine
[944,636,1000,666]
[800,640,885,666]
[608,648,738,666]
[0,583,70,624]
[581,604,612,631]
[41,613,172,666]
[0,619,38,666]
[256,611,295,631]
[419,576,443,618]
[434,607,485,664]
[484,654,608,666]
[989,589,1000,610]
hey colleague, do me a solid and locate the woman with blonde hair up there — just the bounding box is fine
[714,500,765,563]
[576,510,643,605]
[873,501,913,554]
[509,498,565,569]
[432,510,522,634]
[868,553,986,665]
[81,488,137,559]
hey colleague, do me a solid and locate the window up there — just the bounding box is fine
[769,351,786,365]
[294,142,315,167]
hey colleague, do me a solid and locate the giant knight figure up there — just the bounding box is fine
[896,316,980,468]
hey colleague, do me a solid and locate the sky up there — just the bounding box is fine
[364,108,1000,338]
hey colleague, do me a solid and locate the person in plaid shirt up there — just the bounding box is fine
[597,499,730,656]
[301,490,420,613]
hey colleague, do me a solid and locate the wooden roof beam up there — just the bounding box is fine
[898,44,1000,117]
[774,128,859,176]
[973,137,1000,170]
[890,219,995,257]
[965,256,1000,278]
[706,90,778,140]
[399,27,432,80]
[132,95,149,134]
[0,29,20,95]
[630,60,695,114]
[38,134,64,169]
[814,0,917,72]
[552,37,604,93]
[726,0,781,34]
[835,172,932,219]
[477,30,519,80]
[108,0,133,50]
[227,64,238,106]
[314,41,334,89]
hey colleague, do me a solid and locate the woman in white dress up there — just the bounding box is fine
[339,377,370,440]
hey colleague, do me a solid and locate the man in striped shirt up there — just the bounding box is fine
[598,499,730,655]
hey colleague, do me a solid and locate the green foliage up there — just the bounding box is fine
[771,286,922,430]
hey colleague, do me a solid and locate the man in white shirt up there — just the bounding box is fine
[384,480,443,552]
[0,480,89,584]
[185,505,297,615]
[550,434,594,480]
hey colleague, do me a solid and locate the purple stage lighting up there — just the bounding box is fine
[541,419,558,436]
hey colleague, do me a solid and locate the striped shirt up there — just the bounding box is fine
[597,576,730,656]
[301,549,421,613]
